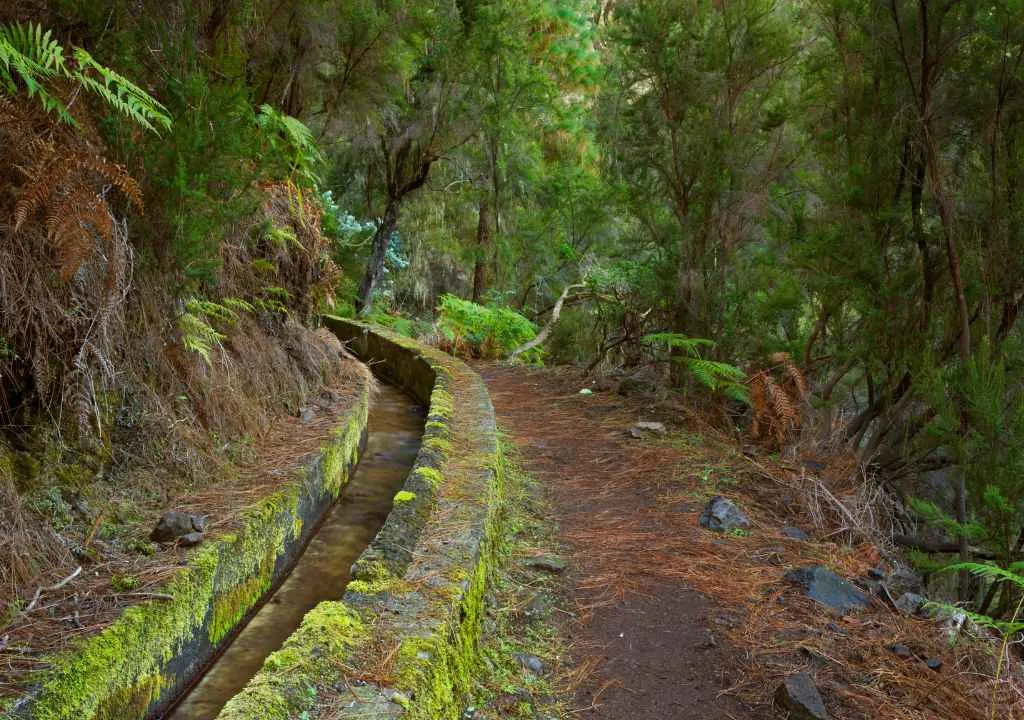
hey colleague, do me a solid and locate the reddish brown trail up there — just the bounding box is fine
[480,364,770,720]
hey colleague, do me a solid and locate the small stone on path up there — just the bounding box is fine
[894,592,927,616]
[698,496,751,532]
[299,406,316,424]
[151,511,207,542]
[926,657,943,671]
[626,419,667,436]
[887,643,913,658]
[177,531,204,547]
[523,556,567,574]
[774,672,830,720]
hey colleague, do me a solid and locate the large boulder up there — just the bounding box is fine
[699,496,751,532]
[785,565,869,614]
[775,673,829,720]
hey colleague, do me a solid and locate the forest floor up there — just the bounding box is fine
[479,363,1001,720]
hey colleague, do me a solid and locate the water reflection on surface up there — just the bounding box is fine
[166,384,423,720]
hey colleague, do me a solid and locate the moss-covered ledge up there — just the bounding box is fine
[7,386,371,720]
[216,319,502,720]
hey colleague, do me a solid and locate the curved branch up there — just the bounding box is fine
[508,284,586,361]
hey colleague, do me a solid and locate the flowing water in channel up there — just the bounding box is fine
[166,383,424,720]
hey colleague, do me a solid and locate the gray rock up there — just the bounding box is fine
[886,565,924,597]
[629,421,667,439]
[524,556,567,574]
[699,496,751,532]
[513,652,544,675]
[782,526,810,541]
[926,657,943,671]
[894,592,927,616]
[299,406,317,424]
[887,643,912,659]
[785,565,869,614]
[177,531,204,547]
[774,672,829,720]
[151,511,207,542]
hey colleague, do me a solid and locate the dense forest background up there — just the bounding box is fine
[3,0,1024,635]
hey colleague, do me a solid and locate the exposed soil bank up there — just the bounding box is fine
[167,383,423,720]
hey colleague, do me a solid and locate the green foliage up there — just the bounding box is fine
[643,333,749,404]
[0,22,170,131]
[256,104,323,189]
[177,297,253,367]
[436,295,540,362]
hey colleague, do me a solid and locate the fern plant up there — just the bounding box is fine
[436,295,541,362]
[643,333,749,403]
[0,22,171,131]
[933,562,1024,720]
[179,297,254,366]
[256,103,323,188]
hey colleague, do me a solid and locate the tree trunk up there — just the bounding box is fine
[356,198,400,316]
[471,194,492,304]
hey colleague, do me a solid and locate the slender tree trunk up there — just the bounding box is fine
[356,197,400,316]
[471,194,492,304]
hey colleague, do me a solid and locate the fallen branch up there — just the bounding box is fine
[893,534,996,560]
[508,283,586,361]
[24,566,82,614]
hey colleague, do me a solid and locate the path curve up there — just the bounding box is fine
[481,364,771,720]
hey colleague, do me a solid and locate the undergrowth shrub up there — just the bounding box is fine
[643,333,749,403]
[435,294,541,362]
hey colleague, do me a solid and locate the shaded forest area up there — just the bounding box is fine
[3,0,1024,711]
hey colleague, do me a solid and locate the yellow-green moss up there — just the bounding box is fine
[393,490,416,506]
[94,673,165,720]
[217,602,366,720]
[413,466,444,490]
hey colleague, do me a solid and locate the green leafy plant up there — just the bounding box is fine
[933,562,1024,720]
[256,103,323,189]
[643,333,749,403]
[0,22,171,131]
[435,295,541,362]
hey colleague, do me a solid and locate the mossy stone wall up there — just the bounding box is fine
[8,386,370,720]
[217,319,502,720]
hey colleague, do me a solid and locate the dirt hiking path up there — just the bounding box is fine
[481,365,771,720]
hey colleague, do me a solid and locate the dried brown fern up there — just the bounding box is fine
[1,92,137,434]
[749,353,807,447]
[771,351,808,402]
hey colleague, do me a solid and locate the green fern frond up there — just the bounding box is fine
[222,297,256,314]
[178,312,225,367]
[0,22,170,132]
[940,562,1024,591]
[642,332,714,357]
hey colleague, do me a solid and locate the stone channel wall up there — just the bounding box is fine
[215,319,503,720]
[7,385,371,720]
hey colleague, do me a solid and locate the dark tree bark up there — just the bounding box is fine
[471,194,492,304]
[355,198,400,316]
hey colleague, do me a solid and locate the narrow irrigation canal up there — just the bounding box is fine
[166,383,424,720]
